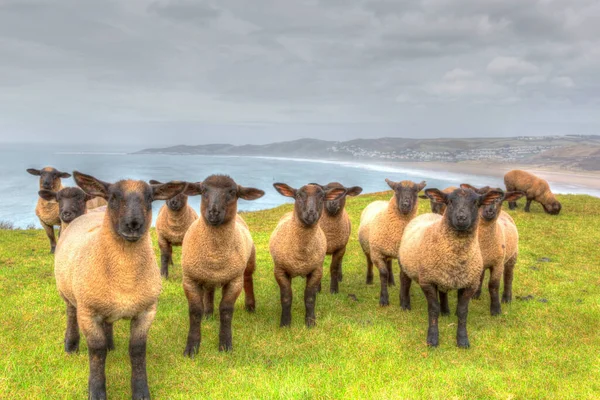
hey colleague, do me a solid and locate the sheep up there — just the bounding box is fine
[460,184,524,307]
[37,187,96,231]
[27,167,71,253]
[504,169,561,215]
[181,175,264,356]
[54,171,186,399]
[358,179,426,306]
[149,179,199,279]
[419,186,457,214]
[269,183,347,327]
[311,182,363,293]
[398,187,504,347]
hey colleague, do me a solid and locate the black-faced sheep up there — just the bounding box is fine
[504,170,561,215]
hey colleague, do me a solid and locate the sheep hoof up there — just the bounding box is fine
[280,321,291,328]
[160,270,169,279]
[329,287,339,294]
[50,246,56,254]
[457,338,470,348]
[490,307,501,316]
[379,297,389,307]
[106,341,115,351]
[245,304,256,313]
[400,304,411,311]
[132,381,151,400]
[501,296,512,304]
[366,276,373,285]
[440,310,450,317]
[305,319,316,328]
[89,388,107,400]
[219,342,233,352]
[64,341,79,354]
[183,342,200,358]
[426,338,439,347]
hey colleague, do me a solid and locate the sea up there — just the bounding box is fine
[2,143,598,228]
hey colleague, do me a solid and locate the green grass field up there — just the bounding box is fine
[1,192,599,399]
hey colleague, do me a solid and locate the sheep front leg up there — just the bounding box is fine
[130,306,156,400]
[63,300,80,353]
[489,264,503,316]
[243,246,256,312]
[203,289,215,320]
[78,310,108,400]
[420,283,440,347]
[374,256,390,306]
[219,276,243,352]
[502,255,517,303]
[508,200,518,210]
[40,220,56,254]
[386,260,395,286]
[524,198,533,212]
[183,278,204,358]
[275,266,293,327]
[329,247,345,294]
[305,267,323,327]
[456,287,475,348]
[158,236,172,279]
[365,253,374,284]
[399,270,412,310]
[472,270,485,300]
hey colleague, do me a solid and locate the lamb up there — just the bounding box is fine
[54,171,186,399]
[419,186,457,214]
[27,167,71,253]
[181,175,264,356]
[460,184,524,307]
[269,183,347,327]
[398,187,504,347]
[312,182,363,293]
[37,187,95,231]
[358,179,426,306]
[149,179,199,279]
[504,169,561,215]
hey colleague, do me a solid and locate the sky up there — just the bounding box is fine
[0,0,599,146]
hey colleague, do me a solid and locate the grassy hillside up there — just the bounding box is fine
[1,193,599,399]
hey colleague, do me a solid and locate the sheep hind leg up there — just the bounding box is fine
[202,289,215,320]
[439,290,450,316]
[399,270,412,310]
[374,257,390,306]
[64,300,80,353]
[103,322,115,351]
[243,246,256,312]
[183,278,204,358]
[524,198,533,212]
[365,253,374,285]
[502,256,517,303]
[329,247,345,294]
[41,221,56,254]
[472,270,485,300]
[219,276,243,352]
[508,201,518,210]
[489,264,503,316]
[158,237,172,279]
[420,283,440,347]
[275,267,293,327]
[304,268,323,328]
[386,259,395,286]
[456,288,475,348]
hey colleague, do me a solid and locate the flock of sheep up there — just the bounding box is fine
[26,166,562,400]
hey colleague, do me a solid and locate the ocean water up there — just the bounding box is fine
[1,143,597,228]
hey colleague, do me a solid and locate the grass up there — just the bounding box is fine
[1,192,599,399]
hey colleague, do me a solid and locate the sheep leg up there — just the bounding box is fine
[439,290,450,316]
[158,236,172,279]
[386,260,395,286]
[275,267,293,327]
[502,256,517,303]
[524,198,532,212]
[219,276,243,352]
[456,288,475,348]
[508,200,518,210]
[183,278,204,358]
[78,310,108,400]
[305,268,323,328]
[129,307,156,400]
[365,253,374,285]
[420,284,440,347]
[399,271,412,310]
[338,248,344,282]
[243,246,256,312]
[63,300,80,353]
[374,257,390,306]
[489,264,503,316]
[203,289,215,320]
[41,220,56,254]
[329,247,345,294]
[472,270,485,300]
[103,322,115,351]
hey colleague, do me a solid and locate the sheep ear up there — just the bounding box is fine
[425,189,448,204]
[325,187,347,201]
[238,186,265,201]
[73,171,111,199]
[152,181,187,201]
[84,193,96,202]
[503,191,525,203]
[148,179,162,185]
[273,183,296,198]
[479,190,504,206]
[419,194,429,199]
[184,182,203,196]
[58,171,71,179]
[385,179,398,190]
[345,186,363,197]
[416,181,426,192]
[460,183,477,191]
[27,168,41,176]
[38,189,57,202]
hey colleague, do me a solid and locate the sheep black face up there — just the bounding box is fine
[149,180,189,212]
[27,167,71,190]
[186,175,264,226]
[38,187,92,224]
[273,183,346,227]
[544,200,562,215]
[386,179,426,215]
[74,171,186,242]
[426,188,504,233]
[309,182,363,217]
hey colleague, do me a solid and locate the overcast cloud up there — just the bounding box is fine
[0,0,599,146]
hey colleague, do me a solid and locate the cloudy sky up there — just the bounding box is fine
[0,0,599,146]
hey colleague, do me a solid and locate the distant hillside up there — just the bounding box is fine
[134,135,600,171]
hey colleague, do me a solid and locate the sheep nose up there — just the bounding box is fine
[126,218,142,231]
[62,211,72,219]
[457,214,468,223]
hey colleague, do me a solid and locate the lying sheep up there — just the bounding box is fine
[461,184,524,307]
[181,175,264,355]
[504,169,561,215]
[149,179,199,279]
[358,179,426,306]
[399,187,504,347]
[54,171,186,399]
[270,183,347,327]
[27,167,71,253]
[38,187,95,231]
[312,182,363,293]
[419,186,457,214]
